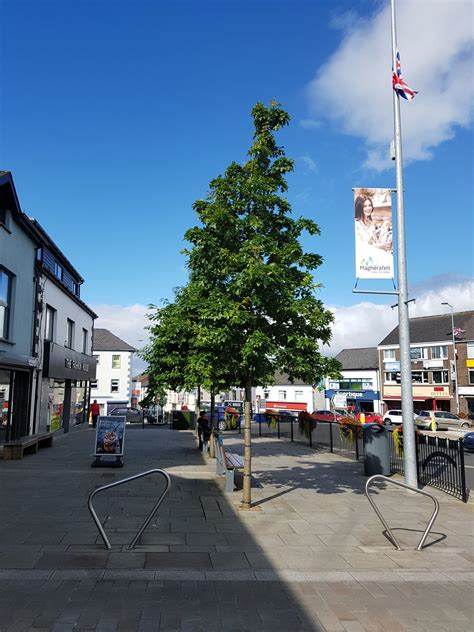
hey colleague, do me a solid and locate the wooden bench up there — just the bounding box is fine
[214,431,244,492]
[3,433,54,460]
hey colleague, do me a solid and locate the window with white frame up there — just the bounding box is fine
[90,380,98,389]
[410,347,428,361]
[294,390,304,402]
[93,355,100,365]
[277,390,287,400]
[45,305,55,341]
[432,370,448,384]
[112,354,121,369]
[0,269,13,340]
[467,344,474,360]
[384,349,396,361]
[412,371,429,384]
[111,379,119,393]
[54,262,63,281]
[431,345,448,360]
[469,370,474,385]
[384,372,400,384]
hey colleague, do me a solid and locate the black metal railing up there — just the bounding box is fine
[252,415,363,461]
[250,415,467,502]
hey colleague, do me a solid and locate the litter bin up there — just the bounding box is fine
[363,423,390,476]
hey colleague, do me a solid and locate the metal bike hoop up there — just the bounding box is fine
[88,469,171,550]
[365,475,440,551]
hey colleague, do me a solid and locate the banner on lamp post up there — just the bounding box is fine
[354,188,393,279]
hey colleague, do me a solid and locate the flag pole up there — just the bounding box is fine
[390,0,418,487]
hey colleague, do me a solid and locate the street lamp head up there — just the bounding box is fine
[441,302,453,309]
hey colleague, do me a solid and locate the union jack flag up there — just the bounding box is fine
[453,327,466,338]
[392,50,418,101]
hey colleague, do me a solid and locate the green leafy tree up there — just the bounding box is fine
[184,101,340,507]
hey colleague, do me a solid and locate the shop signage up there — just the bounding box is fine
[384,362,400,371]
[384,385,450,399]
[423,359,444,369]
[325,389,380,401]
[94,416,126,457]
[265,401,307,411]
[44,341,97,381]
[466,359,474,368]
[459,387,474,396]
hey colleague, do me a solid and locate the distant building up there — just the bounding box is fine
[92,329,135,415]
[378,311,474,415]
[254,372,325,414]
[324,347,381,414]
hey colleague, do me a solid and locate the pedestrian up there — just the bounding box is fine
[196,411,210,452]
[89,399,100,429]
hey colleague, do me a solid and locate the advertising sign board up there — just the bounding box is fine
[94,416,126,457]
[354,187,393,279]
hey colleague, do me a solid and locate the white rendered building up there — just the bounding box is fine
[92,329,135,415]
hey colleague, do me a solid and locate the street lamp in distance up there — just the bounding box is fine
[441,302,459,414]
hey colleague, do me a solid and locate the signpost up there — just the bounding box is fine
[92,416,126,468]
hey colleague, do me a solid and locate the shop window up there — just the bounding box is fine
[45,305,56,341]
[112,355,121,369]
[410,347,428,361]
[0,268,13,339]
[328,380,339,389]
[467,344,474,360]
[277,390,287,400]
[469,370,474,385]
[111,379,119,393]
[66,319,74,349]
[431,345,448,360]
[294,390,304,402]
[82,329,88,354]
[384,349,396,361]
[412,371,429,384]
[432,370,448,384]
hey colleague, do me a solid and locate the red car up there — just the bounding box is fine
[312,410,346,422]
[356,412,383,424]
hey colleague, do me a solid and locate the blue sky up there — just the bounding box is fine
[1,0,473,354]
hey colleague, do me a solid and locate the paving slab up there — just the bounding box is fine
[0,424,473,631]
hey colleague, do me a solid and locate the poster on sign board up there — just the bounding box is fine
[94,416,126,457]
[354,188,393,279]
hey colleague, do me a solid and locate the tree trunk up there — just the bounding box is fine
[241,379,253,508]
[194,386,201,435]
[209,390,216,458]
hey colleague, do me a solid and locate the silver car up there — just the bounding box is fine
[415,410,472,431]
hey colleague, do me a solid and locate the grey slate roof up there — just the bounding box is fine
[93,328,136,352]
[379,311,474,346]
[335,347,379,370]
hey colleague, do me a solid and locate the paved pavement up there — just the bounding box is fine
[0,423,473,631]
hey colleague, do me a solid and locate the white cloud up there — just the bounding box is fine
[308,0,474,170]
[91,279,474,369]
[299,118,321,130]
[298,155,318,174]
[325,279,474,356]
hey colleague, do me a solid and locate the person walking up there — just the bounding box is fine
[196,411,210,452]
[89,399,100,429]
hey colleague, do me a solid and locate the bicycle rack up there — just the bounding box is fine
[88,469,171,550]
[365,475,440,551]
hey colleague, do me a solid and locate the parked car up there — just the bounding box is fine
[312,410,345,422]
[415,410,472,431]
[109,407,157,424]
[463,432,474,452]
[383,409,417,426]
[356,412,383,424]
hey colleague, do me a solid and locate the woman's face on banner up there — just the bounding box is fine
[363,198,373,218]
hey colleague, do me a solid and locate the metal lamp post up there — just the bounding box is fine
[441,302,459,414]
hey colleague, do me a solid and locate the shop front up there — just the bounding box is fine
[382,385,451,413]
[0,361,33,444]
[324,389,380,414]
[39,342,96,434]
